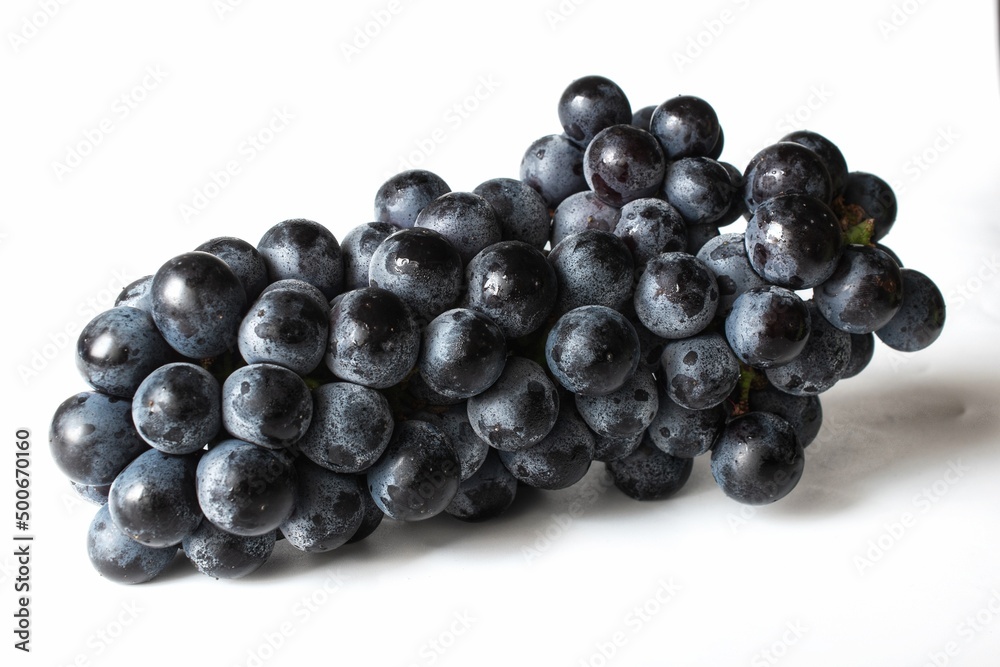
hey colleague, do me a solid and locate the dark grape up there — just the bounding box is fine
[548,229,634,314]
[659,332,740,410]
[415,404,491,481]
[221,363,313,449]
[649,95,721,160]
[280,459,365,552]
[814,244,903,334]
[414,191,502,265]
[557,75,632,146]
[725,286,811,369]
[368,227,463,322]
[841,171,897,241]
[875,268,946,352]
[238,284,329,375]
[633,251,719,339]
[519,134,588,209]
[575,369,658,438]
[340,221,400,291]
[606,434,694,501]
[550,190,622,246]
[614,197,687,271]
[296,382,393,474]
[257,218,343,300]
[842,332,875,379]
[445,449,518,522]
[464,241,556,339]
[748,384,823,448]
[742,142,832,213]
[710,412,804,505]
[473,177,551,249]
[696,232,768,317]
[765,302,851,396]
[545,305,640,397]
[374,168,450,228]
[584,124,666,207]
[497,403,594,490]
[87,504,177,584]
[780,130,849,197]
[194,236,269,303]
[647,390,727,459]
[418,308,507,401]
[115,275,153,312]
[661,157,737,226]
[467,356,559,452]
[182,521,275,579]
[76,306,175,398]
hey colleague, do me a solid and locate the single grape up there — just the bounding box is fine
[76,306,175,398]
[661,157,737,226]
[780,130,849,197]
[445,449,518,522]
[724,286,811,369]
[415,404,491,481]
[418,308,507,401]
[467,356,559,452]
[474,177,551,249]
[367,227,463,322]
[748,384,822,448]
[108,448,202,548]
[550,190,622,246]
[87,504,177,584]
[647,390,727,458]
[238,284,329,375]
[875,268,946,352]
[194,236,269,303]
[280,459,365,552]
[841,171,897,241]
[115,275,153,312]
[150,251,246,359]
[659,332,740,410]
[70,481,112,506]
[614,198,687,272]
[519,134,588,209]
[813,244,903,334]
[631,105,655,130]
[366,420,460,521]
[557,75,632,147]
[842,332,875,379]
[649,95,721,160]
[415,191,502,265]
[584,124,666,207]
[765,302,851,396]
[50,391,149,486]
[195,439,297,537]
[497,403,594,490]
[606,434,694,501]
[745,193,844,289]
[221,363,312,449]
[374,169,451,228]
[545,305,640,397]
[257,218,343,300]
[464,241,557,339]
[548,229,634,314]
[742,142,832,213]
[633,251,719,339]
[575,369,658,438]
[182,521,275,579]
[711,412,804,505]
[325,287,420,389]
[696,232,768,317]
[340,221,400,291]
[296,382,393,474]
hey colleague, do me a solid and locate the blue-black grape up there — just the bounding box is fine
[464,241,556,339]
[711,412,804,505]
[368,227,463,323]
[647,390,727,458]
[238,284,329,375]
[325,287,420,388]
[557,75,632,147]
[374,169,451,228]
[614,197,687,272]
[182,521,275,579]
[575,368,658,438]
[346,479,385,543]
[132,364,220,457]
[765,301,851,396]
[418,308,507,401]
[340,221,400,291]
[280,458,364,552]
[745,193,844,289]
[606,434,694,501]
[296,382,393,474]
[87,503,177,584]
[780,130,849,198]
[584,124,666,207]
[366,419,460,521]
[194,236,270,303]
[221,363,312,449]
[76,306,175,398]
[696,232,768,317]
[842,332,875,379]
[748,384,822,448]
[519,134,588,210]
[115,275,153,312]
[841,171,897,241]
[550,190,622,246]
[725,286,811,369]
[445,448,518,522]
[497,402,594,490]
[649,95,721,160]
[474,177,551,249]
[467,356,559,452]
[257,218,343,300]
[631,105,655,130]
[545,305,640,397]
[195,438,297,536]
[661,157,737,226]
[548,229,634,314]
[51,391,149,485]
[814,244,903,334]
[71,481,111,506]
[633,251,719,339]
[875,268,946,352]
[742,142,832,213]
[150,251,247,359]
[659,332,740,410]
[415,403,490,481]
[415,191,502,265]
[108,448,202,548]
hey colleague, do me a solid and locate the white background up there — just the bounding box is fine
[3,1,1000,666]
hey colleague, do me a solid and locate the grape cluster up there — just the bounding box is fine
[51,75,946,584]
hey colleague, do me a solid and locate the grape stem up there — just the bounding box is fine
[831,195,875,245]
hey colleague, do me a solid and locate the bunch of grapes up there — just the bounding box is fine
[50,75,946,584]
